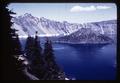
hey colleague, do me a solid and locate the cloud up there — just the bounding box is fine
[96,6,111,9]
[70,6,96,12]
[70,5,111,12]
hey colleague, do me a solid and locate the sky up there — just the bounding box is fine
[8,3,117,24]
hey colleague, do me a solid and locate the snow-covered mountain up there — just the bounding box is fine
[11,13,82,37]
[11,13,116,44]
[56,20,117,44]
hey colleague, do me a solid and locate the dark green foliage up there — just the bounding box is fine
[25,36,35,62]
[43,38,67,80]
[43,38,61,75]
[25,32,44,66]
[24,33,48,79]
[10,29,22,55]
[2,2,28,80]
[32,32,43,66]
[44,38,55,67]
[2,2,65,80]
[24,36,65,80]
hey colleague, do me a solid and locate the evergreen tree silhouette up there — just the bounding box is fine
[43,38,67,80]
[43,38,60,72]
[25,36,35,63]
[2,2,66,80]
[32,31,44,66]
[2,2,28,80]
[25,31,44,66]
[25,32,48,79]
[44,38,56,67]
[11,29,22,55]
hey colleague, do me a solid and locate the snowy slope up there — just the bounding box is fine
[11,13,82,37]
[57,20,117,44]
[11,13,116,43]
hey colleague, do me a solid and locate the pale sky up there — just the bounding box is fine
[8,3,117,24]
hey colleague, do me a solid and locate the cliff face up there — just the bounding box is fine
[12,13,116,44]
[11,13,82,37]
[56,20,116,44]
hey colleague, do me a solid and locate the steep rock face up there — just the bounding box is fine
[11,13,116,44]
[57,20,116,44]
[83,20,116,39]
[12,13,44,36]
[57,28,113,44]
[11,13,82,37]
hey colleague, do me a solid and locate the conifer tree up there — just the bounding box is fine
[2,2,28,80]
[43,38,58,70]
[25,31,43,65]
[24,32,47,79]
[2,2,65,80]
[43,38,64,80]
[11,29,22,55]
[25,36,35,63]
[32,31,44,66]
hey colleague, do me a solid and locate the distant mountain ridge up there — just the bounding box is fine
[56,20,116,44]
[12,13,82,37]
[11,13,117,44]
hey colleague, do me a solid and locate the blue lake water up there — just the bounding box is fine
[20,38,116,80]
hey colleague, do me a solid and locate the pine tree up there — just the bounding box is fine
[24,32,47,79]
[2,2,28,80]
[11,29,22,55]
[43,38,67,80]
[25,31,44,66]
[43,38,59,71]
[32,31,44,66]
[25,36,35,63]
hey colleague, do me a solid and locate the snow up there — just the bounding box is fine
[23,61,29,65]
[65,78,69,80]
[11,23,27,36]
[12,13,116,41]
[12,13,82,37]
[23,68,39,80]
[18,56,25,60]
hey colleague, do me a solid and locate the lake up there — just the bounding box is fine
[20,38,116,80]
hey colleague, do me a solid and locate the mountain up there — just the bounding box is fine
[11,13,116,44]
[11,13,82,37]
[56,20,117,44]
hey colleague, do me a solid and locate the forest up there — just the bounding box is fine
[2,2,67,80]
